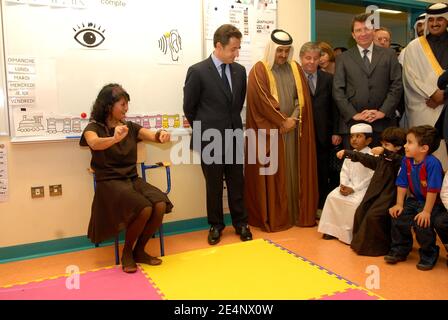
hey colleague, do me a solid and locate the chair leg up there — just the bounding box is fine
[114,235,120,265]
[159,225,165,257]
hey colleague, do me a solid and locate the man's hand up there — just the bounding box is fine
[389,204,403,218]
[414,210,431,228]
[365,110,385,123]
[352,110,370,121]
[427,89,445,108]
[113,125,129,143]
[280,118,296,134]
[332,135,342,146]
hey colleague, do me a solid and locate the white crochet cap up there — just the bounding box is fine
[350,123,373,134]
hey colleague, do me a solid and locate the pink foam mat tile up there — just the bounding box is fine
[0,266,163,300]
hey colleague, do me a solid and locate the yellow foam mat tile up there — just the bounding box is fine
[140,239,359,300]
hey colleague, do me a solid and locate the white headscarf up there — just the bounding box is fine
[263,29,294,69]
[414,13,426,38]
[424,2,448,36]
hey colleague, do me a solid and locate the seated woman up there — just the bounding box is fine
[80,83,173,273]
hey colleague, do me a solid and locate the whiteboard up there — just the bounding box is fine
[2,0,203,142]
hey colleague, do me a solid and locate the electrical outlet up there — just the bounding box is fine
[49,184,62,196]
[31,186,45,199]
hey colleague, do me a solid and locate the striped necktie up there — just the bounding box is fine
[308,73,315,95]
[363,49,370,70]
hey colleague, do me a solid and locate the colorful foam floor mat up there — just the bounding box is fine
[0,239,382,300]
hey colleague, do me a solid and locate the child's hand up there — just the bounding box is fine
[371,147,385,156]
[339,185,354,196]
[389,204,403,218]
[344,186,354,195]
[414,211,431,228]
[336,150,345,159]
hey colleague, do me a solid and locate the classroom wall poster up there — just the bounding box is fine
[0,144,8,202]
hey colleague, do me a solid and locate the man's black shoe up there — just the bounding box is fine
[236,225,253,242]
[208,226,222,245]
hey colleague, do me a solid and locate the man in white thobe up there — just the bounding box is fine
[403,2,448,169]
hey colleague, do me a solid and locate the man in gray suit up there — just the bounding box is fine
[183,24,252,245]
[333,13,403,147]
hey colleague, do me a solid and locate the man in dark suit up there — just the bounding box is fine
[299,42,341,210]
[183,24,252,245]
[333,13,403,148]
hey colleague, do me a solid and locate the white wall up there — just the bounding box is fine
[0,0,311,248]
[278,0,312,58]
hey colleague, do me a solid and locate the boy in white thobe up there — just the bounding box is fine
[318,123,374,244]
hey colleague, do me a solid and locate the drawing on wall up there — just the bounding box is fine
[73,22,106,48]
[13,108,89,137]
[237,0,255,5]
[125,114,190,129]
[257,0,276,10]
[204,0,277,73]
[47,117,86,134]
[229,4,250,38]
[0,143,7,202]
[158,29,183,63]
[126,114,163,129]
[162,114,180,129]
[182,115,190,128]
[17,114,45,133]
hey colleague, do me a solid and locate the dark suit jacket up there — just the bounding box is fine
[183,56,247,151]
[310,69,338,147]
[333,45,403,134]
[435,70,448,141]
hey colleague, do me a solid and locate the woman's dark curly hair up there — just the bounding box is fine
[90,83,130,124]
